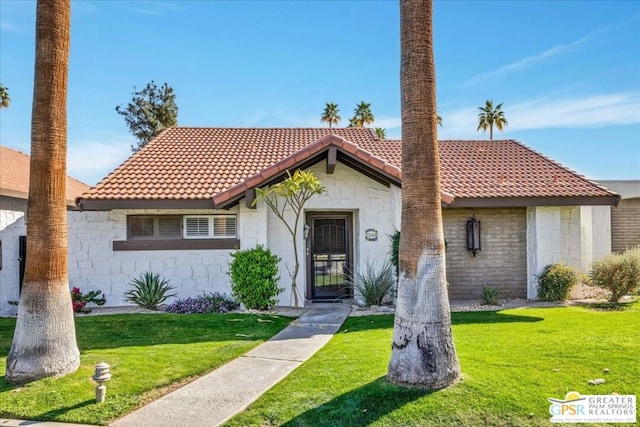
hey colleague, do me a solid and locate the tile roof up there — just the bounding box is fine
[77,127,618,207]
[0,145,90,206]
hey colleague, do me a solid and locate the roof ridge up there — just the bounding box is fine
[0,145,30,158]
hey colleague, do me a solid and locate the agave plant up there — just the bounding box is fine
[124,272,176,310]
[348,259,396,307]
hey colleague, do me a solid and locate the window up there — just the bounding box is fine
[184,215,237,239]
[128,216,182,240]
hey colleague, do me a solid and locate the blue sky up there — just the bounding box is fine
[1,0,639,186]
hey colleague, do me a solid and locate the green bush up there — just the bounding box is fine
[590,247,640,302]
[481,286,500,306]
[124,272,176,310]
[349,259,395,307]
[228,245,282,310]
[537,263,582,301]
[390,230,400,278]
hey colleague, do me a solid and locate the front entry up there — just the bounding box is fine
[306,212,353,301]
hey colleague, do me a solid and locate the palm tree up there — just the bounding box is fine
[351,101,375,127]
[321,103,341,128]
[477,99,508,139]
[0,83,9,108]
[6,0,80,384]
[437,114,442,127]
[375,127,386,139]
[387,0,460,389]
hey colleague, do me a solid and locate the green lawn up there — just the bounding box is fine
[226,301,640,427]
[0,313,291,425]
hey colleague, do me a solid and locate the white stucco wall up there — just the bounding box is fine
[526,205,611,299]
[67,208,239,308]
[262,162,399,305]
[0,197,27,316]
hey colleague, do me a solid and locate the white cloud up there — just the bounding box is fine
[68,136,134,186]
[0,21,20,32]
[438,92,640,139]
[374,116,401,130]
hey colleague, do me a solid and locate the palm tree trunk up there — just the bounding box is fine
[490,125,493,140]
[387,0,460,389]
[6,0,79,384]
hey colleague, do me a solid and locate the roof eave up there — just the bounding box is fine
[447,195,621,208]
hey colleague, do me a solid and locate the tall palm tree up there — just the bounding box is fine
[351,101,375,127]
[375,127,387,139]
[0,83,9,108]
[387,0,460,389]
[477,99,508,139]
[6,0,80,384]
[320,102,341,128]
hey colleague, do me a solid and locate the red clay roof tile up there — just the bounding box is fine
[77,128,617,206]
[1,145,90,206]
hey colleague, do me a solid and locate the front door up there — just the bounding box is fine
[306,212,352,301]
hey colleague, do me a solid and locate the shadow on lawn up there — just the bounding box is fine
[0,314,292,353]
[281,376,433,427]
[340,310,543,334]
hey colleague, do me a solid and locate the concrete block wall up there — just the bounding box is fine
[0,197,27,315]
[264,162,399,305]
[443,207,527,299]
[67,208,239,308]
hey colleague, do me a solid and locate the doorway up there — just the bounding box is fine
[306,212,353,301]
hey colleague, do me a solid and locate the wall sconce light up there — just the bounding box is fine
[303,224,310,239]
[466,215,481,257]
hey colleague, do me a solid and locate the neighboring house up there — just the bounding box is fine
[0,146,90,316]
[71,128,620,307]
[597,180,640,253]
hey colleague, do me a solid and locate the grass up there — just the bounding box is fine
[226,301,640,427]
[0,312,291,425]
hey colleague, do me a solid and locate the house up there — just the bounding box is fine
[597,180,640,253]
[0,146,90,315]
[69,127,619,308]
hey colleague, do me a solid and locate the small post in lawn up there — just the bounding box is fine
[92,362,111,403]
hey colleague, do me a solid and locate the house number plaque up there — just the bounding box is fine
[365,229,378,241]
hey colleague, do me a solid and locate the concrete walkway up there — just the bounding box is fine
[110,303,350,427]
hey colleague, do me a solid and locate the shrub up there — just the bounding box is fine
[537,263,582,301]
[589,247,640,302]
[390,230,400,278]
[71,287,106,313]
[124,272,176,310]
[481,286,500,306]
[228,245,282,310]
[349,259,395,307]
[163,292,239,314]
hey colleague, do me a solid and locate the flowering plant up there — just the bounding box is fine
[71,287,106,313]
[163,292,239,314]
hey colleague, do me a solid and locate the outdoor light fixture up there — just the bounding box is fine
[92,362,111,403]
[303,224,310,239]
[466,215,481,257]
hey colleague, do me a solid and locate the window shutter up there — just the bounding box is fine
[129,217,155,239]
[158,216,182,238]
[185,216,210,237]
[213,216,237,237]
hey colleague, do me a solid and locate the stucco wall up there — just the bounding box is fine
[443,207,527,299]
[67,208,239,308]
[526,205,609,299]
[0,197,27,315]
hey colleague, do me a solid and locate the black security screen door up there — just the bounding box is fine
[306,213,352,300]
